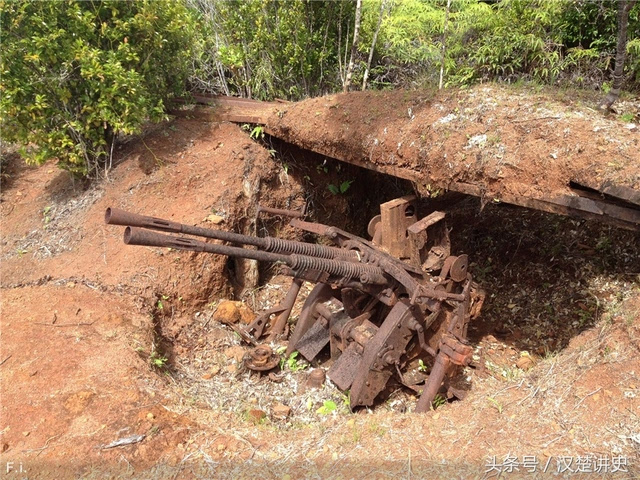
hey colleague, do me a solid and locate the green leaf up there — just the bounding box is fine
[316,400,337,415]
[339,180,353,194]
[327,184,339,195]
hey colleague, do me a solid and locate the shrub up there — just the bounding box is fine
[0,0,200,178]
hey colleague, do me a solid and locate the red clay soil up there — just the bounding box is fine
[265,84,639,227]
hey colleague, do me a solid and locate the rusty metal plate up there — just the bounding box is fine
[295,320,330,361]
[327,343,363,390]
[349,300,417,408]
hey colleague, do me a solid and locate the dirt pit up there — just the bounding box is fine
[1,105,639,479]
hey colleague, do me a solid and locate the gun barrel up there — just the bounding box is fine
[107,207,359,261]
[124,227,389,285]
[107,207,270,249]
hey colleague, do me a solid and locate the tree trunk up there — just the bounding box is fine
[600,0,637,110]
[344,0,362,92]
[362,0,388,91]
[439,0,451,90]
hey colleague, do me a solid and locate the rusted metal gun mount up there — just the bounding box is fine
[105,196,483,412]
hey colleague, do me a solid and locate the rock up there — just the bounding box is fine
[624,123,637,131]
[1,443,8,453]
[516,356,535,371]
[237,303,256,325]
[247,409,266,424]
[214,301,241,324]
[272,403,291,419]
[225,364,237,374]
[214,300,255,325]
[484,334,498,344]
[205,214,224,224]
[224,346,246,363]
[201,373,213,380]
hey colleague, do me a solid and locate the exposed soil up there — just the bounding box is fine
[1,87,640,479]
[266,84,639,217]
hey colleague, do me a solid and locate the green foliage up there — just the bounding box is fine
[432,394,446,409]
[250,125,264,140]
[417,359,427,372]
[0,0,199,177]
[621,112,635,122]
[359,0,640,90]
[150,350,168,369]
[327,180,353,195]
[190,0,354,100]
[316,400,337,415]
[280,351,308,372]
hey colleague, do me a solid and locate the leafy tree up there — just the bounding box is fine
[190,0,354,100]
[1,0,199,178]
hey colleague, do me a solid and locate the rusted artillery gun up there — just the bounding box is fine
[105,196,483,412]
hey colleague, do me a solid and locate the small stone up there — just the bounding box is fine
[217,443,226,451]
[205,214,224,225]
[214,301,241,324]
[247,409,266,424]
[224,346,246,363]
[225,364,237,374]
[237,304,256,325]
[22,431,30,437]
[1,443,8,453]
[202,373,213,380]
[67,282,75,288]
[272,403,291,419]
[214,301,255,325]
[209,365,220,375]
[485,335,498,344]
[146,412,155,420]
[516,356,534,370]
[624,123,637,131]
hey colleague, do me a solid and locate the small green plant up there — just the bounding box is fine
[327,180,353,195]
[487,396,503,414]
[432,394,446,409]
[316,160,329,174]
[250,125,264,140]
[42,206,52,225]
[280,351,308,372]
[595,236,612,252]
[423,184,441,198]
[150,350,168,369]
[16,248,28,257]
[620,112,635,122]
[418,359,428,372]
[156,294,169,310]
[316,400,337,415]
